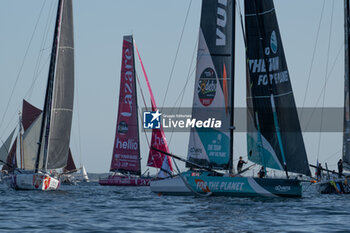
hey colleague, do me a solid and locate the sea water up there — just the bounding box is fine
[0,180,349,232]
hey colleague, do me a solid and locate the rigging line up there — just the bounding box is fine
[27,0,56,101]
[169,37,198,111]
[304,42,343,131]
[0,0,47,134]
[161,0,193,109]
[167,38,198,146]
[172,157,212,197]
[135,71,151,148]
[321,148,342,163]
[25,53,51,99]
[316,0,335,162]
[300,0,326,120]
[74,50,83,166]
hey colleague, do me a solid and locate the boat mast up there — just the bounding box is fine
[132,37,142,175]
[343,0,350,169]
[229,0,236,174]
[35,0,63,173]
[252,0,289,178]
[18,112,23,169]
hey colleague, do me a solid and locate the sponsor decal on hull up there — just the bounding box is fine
[194,179,245,192]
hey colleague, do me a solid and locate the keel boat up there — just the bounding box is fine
[151,0,311,197]
[99,36,172,186]
[314,0,350,194]
[2,0,75,191]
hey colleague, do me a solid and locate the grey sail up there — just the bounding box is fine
[0,129,15,165]
[343,0,350,170]
[46,0,74,169]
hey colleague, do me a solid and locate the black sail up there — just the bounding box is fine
[36,0,74,171]
[245,0,311,176]
[46,0,74,169]
[186,0,235,170]
[343,0,350,170]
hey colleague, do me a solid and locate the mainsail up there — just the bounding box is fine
[343,0,350,170]
[187,0,235,170]
[110,35,141,175]
[36,0,74,171]
[245,0,311,176]
[134,41,173,175]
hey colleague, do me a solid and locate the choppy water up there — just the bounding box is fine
[0,181,349,232]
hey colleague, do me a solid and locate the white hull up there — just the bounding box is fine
[150,176,191,194]
[3,172,60,191]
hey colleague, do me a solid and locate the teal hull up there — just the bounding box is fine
[151,171,302,198]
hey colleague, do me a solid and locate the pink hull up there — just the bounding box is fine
[99,175,151,186]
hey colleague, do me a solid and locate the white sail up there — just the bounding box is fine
[81,165,89,182]
[22,114,43,170]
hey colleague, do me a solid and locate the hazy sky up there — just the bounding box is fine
[0,0,345,173]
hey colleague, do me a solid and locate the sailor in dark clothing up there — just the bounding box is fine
[316,163,322,181]
[258,166,265,178]
[237,156,247,173]
[338,159,343,178]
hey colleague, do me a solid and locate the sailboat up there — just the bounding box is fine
[315,0,350,194]
[80,165,89,182]
[150,0,311,197]
[2,0,75,191]
[99,35,172,186]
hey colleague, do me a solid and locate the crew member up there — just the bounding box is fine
[237,156,247,173]
[258,166,265,178]
[316,163,322,181]
[338,159,343,178]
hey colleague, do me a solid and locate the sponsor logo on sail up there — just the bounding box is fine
[216,0,227,46]
[143,110,161,129]
[121,47,134,117]
[115,138,138,150]
[118,121,128,134]
[270,30,278,54]
[198,67,217,106]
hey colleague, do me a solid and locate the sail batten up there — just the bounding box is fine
[187,0,235,170]
[245,0,311,176]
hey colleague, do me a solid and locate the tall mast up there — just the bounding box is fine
[18,112,23,169]
[343,0,350,169]
[35,0,63,172]
[229,1,236,173]
[132,37,142,174]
